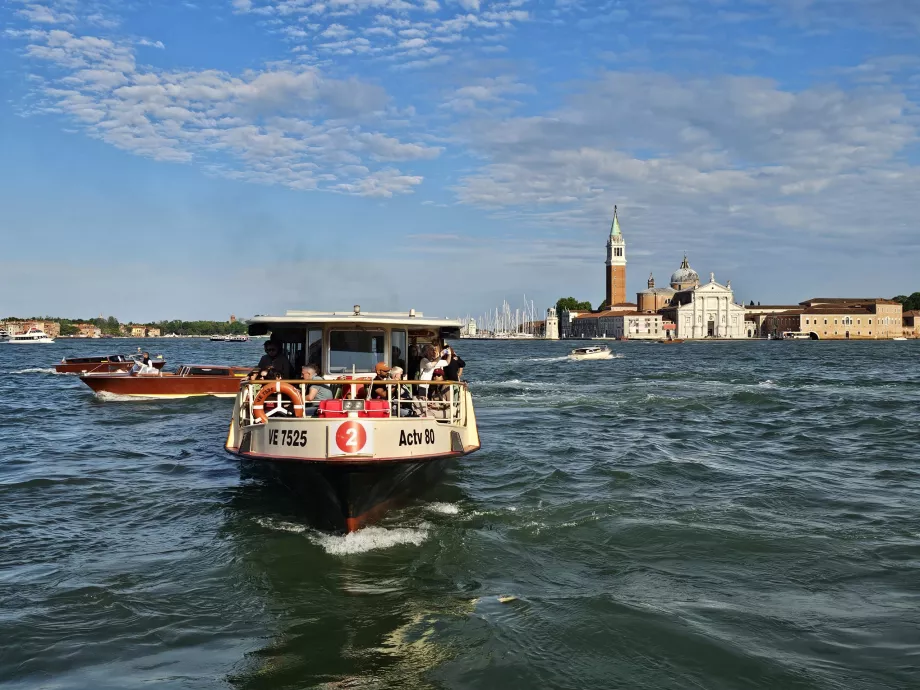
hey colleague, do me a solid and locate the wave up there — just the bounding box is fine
[5,367,64,375]
[309,526,428,555]
[426,502,460,515]
[255,517,428,554]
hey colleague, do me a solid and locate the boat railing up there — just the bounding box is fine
[238,379,469,427]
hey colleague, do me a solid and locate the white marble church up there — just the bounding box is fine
[660,263,749,339]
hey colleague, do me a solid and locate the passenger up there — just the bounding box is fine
[372,362,391,400]
[427,368,450,419]
[407,344,421,380]
[132,352,159,375]
[444,346,465,381]
[417,344,449,398]
[257,339,292,379]
[302,364,333,415]
[387,366,416,417]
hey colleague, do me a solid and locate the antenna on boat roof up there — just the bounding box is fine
[354,304,361,315]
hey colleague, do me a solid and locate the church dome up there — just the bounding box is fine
[670,255,699,289]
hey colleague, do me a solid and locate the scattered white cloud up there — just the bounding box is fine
[11,25,440,195]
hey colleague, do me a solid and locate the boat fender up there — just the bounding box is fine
[252,381,305,423]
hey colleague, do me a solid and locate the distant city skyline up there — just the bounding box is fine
[2,0,918,322]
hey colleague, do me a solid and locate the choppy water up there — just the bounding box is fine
[1,338,919,689]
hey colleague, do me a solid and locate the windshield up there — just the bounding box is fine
[328,330,385,374]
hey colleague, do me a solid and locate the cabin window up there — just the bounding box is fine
[391,330,407,370]
[329,330,386,373]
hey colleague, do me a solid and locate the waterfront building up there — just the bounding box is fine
[903,310,920,337]
[743,304,802,338]
[147,328,161,337]
[129,325,146,338]
[75,323,102,338]
[605,206,627,309]
[569,310,663,339]
[764,298,904,339]
[545,307,559,340]
[661,273,749,339]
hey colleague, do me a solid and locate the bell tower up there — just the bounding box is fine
[605,205,627,308]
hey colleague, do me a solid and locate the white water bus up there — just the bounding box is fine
[225,307,481,533]
[7,328,55,344]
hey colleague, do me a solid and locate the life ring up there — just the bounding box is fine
[252,381,305,423]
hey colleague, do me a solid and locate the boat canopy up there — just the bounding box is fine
[247,307,462,376]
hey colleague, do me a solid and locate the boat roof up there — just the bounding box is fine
[248,308,462,333]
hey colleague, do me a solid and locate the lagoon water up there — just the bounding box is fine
[1,338,919,689]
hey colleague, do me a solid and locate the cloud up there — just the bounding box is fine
[452,70,919,248]
[17,3,75,24]
[12,27,440,195]
[138,38,165,49]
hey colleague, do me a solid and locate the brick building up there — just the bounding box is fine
[763,298,903,339]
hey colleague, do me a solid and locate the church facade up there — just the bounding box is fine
[662,273,749,339]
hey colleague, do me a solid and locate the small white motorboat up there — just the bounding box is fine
[892,337,907,341]
[568,345,613,360]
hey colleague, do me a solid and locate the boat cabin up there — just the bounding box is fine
[175,365,250,377]
[247,307,462,378]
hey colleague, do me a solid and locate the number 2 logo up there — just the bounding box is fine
[335,421,368,453]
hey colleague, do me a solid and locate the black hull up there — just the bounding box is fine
[239,456,456,533]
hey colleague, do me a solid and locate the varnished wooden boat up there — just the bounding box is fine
[657,339,684,344]
[80,364,249,398]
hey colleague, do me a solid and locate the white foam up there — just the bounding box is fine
[93,391,156,402]
[8,367,61,375]
[255,517,309,534]
[309,526,428,555]
[427,502,460,515]
[758,380,778,388]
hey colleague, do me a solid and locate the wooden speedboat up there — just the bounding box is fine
[657,338,685,344]
[80,364,250,398]
[568,345,613,360]
[225,307,481,533]
[56,353,166,374]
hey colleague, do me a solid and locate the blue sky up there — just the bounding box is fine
[1,0,919,321]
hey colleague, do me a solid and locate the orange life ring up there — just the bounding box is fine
[252,381,305,423]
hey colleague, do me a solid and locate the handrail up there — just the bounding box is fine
[239,378,468,387]
[237,378,466,426]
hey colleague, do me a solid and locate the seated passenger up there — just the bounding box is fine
[427,368,451,419]
[387,367,415,417]
[372,362,391,400]
[302,364,333,415]
[257,339,292,379]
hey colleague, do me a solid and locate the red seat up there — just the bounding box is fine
[364,400,390,418]
[317,399,347,418]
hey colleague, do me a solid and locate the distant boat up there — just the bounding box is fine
[657,338,684,344]
[210,334,249,342]
[892,337,908,341]
[568,345,613,360]
[7,328,54,344]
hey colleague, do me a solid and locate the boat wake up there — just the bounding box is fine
[309,526,429,555]
[6,367,64,375]
[93,391,158,402]
[426,502,460,515]
[255,517,429,554]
